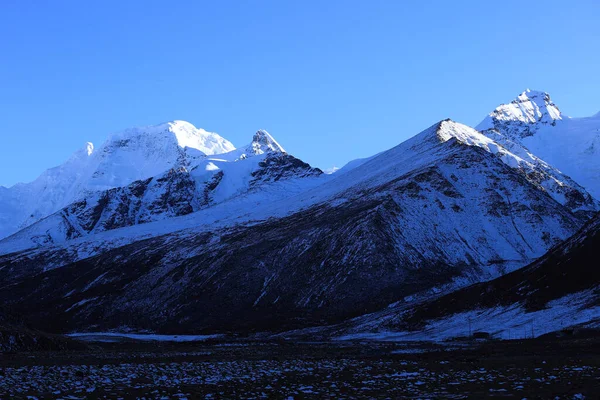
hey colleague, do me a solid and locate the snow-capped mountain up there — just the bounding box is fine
[478,89,600,198]
[0,130,321,250]
[0,121,235,240]
[246,129,286,155]
[477,89,562,139]
[0,119,595,334]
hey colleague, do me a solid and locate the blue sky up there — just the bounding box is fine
[1,0,599,186]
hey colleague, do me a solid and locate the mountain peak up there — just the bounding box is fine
[250,129,285,154]
[519,88,551,100]
[476,89,563,139]
[111,120,236,156]
[164,120,236,155]
[398,119,490,155]
[436,119,490,146]
[515,89,561,117]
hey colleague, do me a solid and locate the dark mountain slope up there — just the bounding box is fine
[403,213,600,327]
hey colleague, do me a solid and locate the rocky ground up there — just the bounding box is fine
[1,337,599,399]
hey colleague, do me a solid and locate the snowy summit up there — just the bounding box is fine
[478,90,600,198]
[249,130,286,155]
[0,120,235,239]
[477,89,562,139]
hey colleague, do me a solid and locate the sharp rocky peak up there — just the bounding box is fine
[513,89,562,119]
[249,129,286,155]
[476,89,563,139]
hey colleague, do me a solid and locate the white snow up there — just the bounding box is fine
[0,120,234,240]
[0,155,328,259]
[478,90,600,198]
[217,129,286,161]
[337,290,600,342]
[322,167,340,175]
[2,89,596,248]
[249,129,285,154]
[477,89,562,132]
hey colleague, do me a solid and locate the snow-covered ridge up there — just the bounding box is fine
[0,128,323,253]
[0,117,594,335]
[11,117,589,262]
[477,90,600,198]
[0,120,236,240]
[436,120,598,212]
[2,92,600,337]
[1,96,598,255]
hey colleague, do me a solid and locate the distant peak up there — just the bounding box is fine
[250,129,286,154]
[475,89,563,138]
[516,89,555,107]
[109,120,236,156]
[510,88,560,114]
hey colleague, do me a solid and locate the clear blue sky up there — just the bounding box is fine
[1,0,599,186]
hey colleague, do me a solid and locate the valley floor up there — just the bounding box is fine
[1,337,599,399]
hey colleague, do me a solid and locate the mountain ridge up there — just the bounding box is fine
[0,118,595,335]
[1,93,600,338]
[0,121,254,240]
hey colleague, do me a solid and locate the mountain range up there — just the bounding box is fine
[0,90,599,339]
